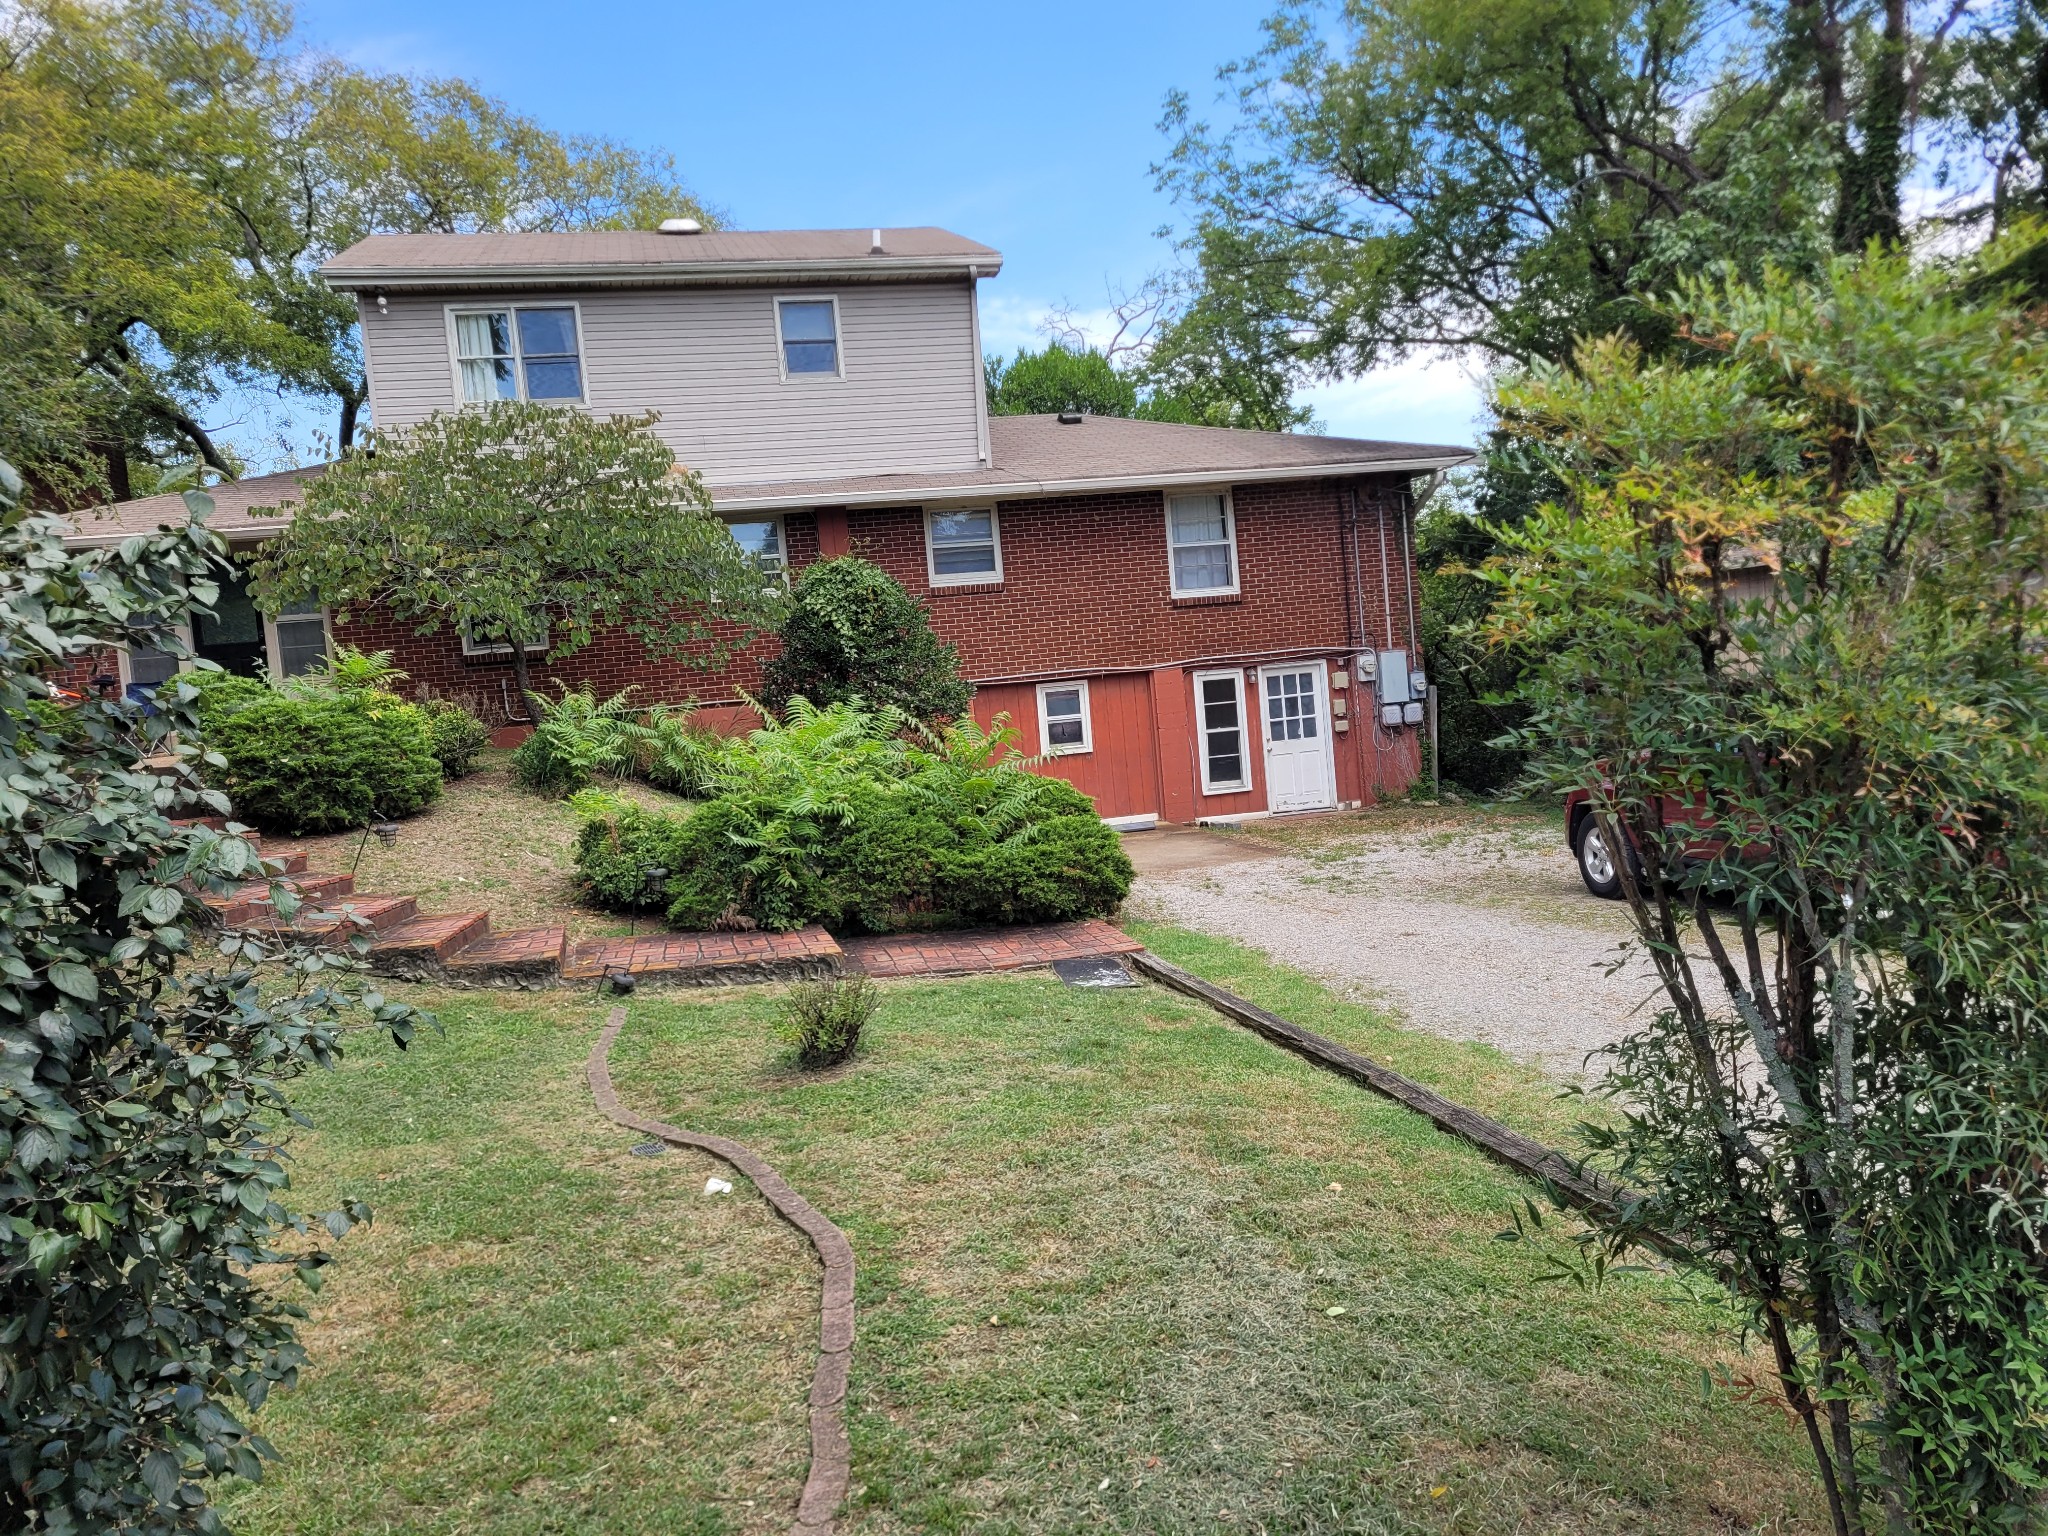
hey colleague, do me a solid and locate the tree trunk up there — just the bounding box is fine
[507,643,541,726]
[1836,0,1909,250]
[337,389,362,453]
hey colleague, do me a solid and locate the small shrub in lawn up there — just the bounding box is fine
[418,695,492,778]
[572,804,699,911]
[775,975,878,1068]
[206,692,441,833]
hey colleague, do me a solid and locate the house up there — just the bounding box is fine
[61,225,1472,825]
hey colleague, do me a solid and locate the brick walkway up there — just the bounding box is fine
[842,919,1141,979]
[562,925,844,986]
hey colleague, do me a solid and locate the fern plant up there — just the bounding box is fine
[287,644,407,696]
[510,684,652,795]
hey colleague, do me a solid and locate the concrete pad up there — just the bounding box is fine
[1121,825,1282,877]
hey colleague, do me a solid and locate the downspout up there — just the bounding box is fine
[967,267,991,467]
[1400,486,1419,657]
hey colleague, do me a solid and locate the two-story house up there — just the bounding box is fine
[63,224,1472,825]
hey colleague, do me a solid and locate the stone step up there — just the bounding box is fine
[203,871,355,926]
[446,926,569,988]
[369,912,494,981]
[560,925,842,989]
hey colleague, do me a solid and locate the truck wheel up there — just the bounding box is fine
[1575,816,1625,900]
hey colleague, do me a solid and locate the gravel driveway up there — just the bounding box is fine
[1125,810,1669,1080]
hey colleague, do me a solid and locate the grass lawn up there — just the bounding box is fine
[284,751,692,940]
[219,925,1821,1536]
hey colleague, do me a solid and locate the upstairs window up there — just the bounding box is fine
[453,306,585,402]
[1166,490,1239,596]
[776,297,841,378]
[925,507,1002,586]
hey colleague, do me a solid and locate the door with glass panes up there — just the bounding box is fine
[1257,662,1336,813]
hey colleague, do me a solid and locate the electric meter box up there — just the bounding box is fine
[1375,649,1412,705]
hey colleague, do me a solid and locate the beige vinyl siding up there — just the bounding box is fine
[356,281,984,483]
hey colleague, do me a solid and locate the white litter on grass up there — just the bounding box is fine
[704,1177,733,1196]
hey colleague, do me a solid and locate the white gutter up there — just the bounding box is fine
[322,255,1002,292]
[967,268,991,468]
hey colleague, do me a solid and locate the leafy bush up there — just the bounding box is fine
[573,698,1134,933]
[760,556,972,721]
[510,684,646,795]
[207,692,442,833]
[287,643,406,696]
[1,464,427,1533]
[419,696,491,779]
[180,667,272,731]
[572,804,700,911]
[775,975,878,1068]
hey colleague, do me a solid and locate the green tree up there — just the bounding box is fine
[985,345,1139,417]
[1488,238,2048,1532]
[1150,0,1987,385]
[760,557,972,721]
[251,405,778,719]
[0,459,429,1531]
[0,0,716,502]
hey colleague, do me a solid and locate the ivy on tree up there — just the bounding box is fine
[0,460,430,1532]
[760,556,971,722]
[251,405,781,720]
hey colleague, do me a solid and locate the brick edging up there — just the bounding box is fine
[586,1007,854,1535]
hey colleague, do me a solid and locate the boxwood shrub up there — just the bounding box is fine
[206,693,442,833]
[419,697,492,779]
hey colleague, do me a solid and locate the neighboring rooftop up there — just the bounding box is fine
[322,227,1003,291]
[61,417,1472,546]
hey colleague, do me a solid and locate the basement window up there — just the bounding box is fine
[1037,680,1092,756]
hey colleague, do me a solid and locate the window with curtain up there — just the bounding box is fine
[1166,492,1239,595]
[453,307,582,402]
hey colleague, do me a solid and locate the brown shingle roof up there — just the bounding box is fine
[713,415,1474,509]
[60,416,1472,546]
[62,466,321,546]
[322,227,1002,289]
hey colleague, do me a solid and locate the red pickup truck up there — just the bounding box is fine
[1565,787,1741,899]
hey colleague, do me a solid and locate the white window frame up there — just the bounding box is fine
[263,604,331,679]
[460,620,552,658]
[117,619,193,691]
[1036,679,1093,757]
[444,301,589,405]
[724,513,789,582]
[1191,668,1251,793]
[923,504,1003,587]
[1164,488,1240,598]
[774,293,845,383]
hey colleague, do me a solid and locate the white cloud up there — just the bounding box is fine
[1297,350,1491,448]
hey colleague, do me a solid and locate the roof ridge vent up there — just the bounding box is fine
[1057,409,1085,425]
[658,217,703,235]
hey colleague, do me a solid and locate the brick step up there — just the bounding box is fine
[263,847,310,875]
[368,912,494,981]
[560,925,841,989]
[279,893,420,940]
[203,871,356,926]
[446,925,569,988]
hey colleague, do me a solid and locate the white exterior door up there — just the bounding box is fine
[1259,662,1336,813]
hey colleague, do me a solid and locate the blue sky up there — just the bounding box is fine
[228,0,1486,467]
